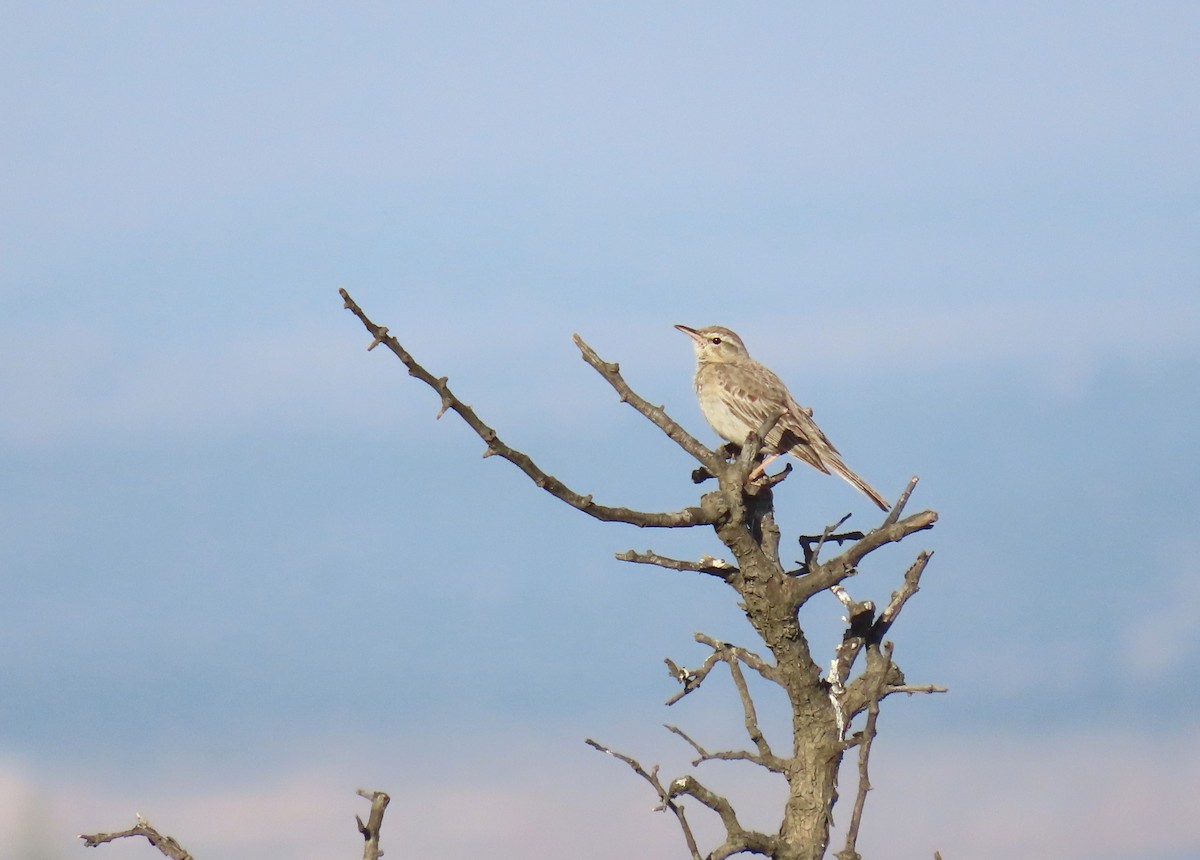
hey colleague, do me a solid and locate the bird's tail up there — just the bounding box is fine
[820,450,890,512]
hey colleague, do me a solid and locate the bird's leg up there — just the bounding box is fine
[748,453,782,481]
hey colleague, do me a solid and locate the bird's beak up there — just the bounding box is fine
[675,324,703,342]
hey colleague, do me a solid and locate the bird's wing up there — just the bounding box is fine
[709,364,827,472]
[711,363,787,429]
[718,364,890,511]
[773,408,836,473]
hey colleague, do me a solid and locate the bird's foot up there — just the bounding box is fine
[748,460,791,488]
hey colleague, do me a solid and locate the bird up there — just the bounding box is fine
[676,324,890,511]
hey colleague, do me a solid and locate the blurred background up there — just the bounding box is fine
[2,3,1198,858]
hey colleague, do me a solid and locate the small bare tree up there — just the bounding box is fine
[80,291,941,860]
[338,290,941,860]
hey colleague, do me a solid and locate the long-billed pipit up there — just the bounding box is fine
[676,324,889,511]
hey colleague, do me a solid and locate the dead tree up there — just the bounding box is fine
[339,290,942,860]
[80,292,939,860]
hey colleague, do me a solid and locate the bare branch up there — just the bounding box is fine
[664,649,725,705]
[798,477,922,570]
[572,334,723,475]
[887,683,948,696]
[790,509,938,601]
[874,551,934,640]
[664,634,786,774]
[693,633,780,684]
[797,513,858,567]
[79,816,194,860]
[355,788,391,860]
[833,548,936,718]
[835,641,894,860]
[617,549,737,581]
[840,680,948,729]
[840,648,904,721]
[826,590,876,738]
[828,548,937,733]
[828,584,873,618]
[665,633,783,706]
[585,739,702,860]
[664,723,767,767]
[882,476,921,527]
[724,651,777,764]
[667,775,779,860]
[341,289,714,529]
[664,722,784,773]
[667,773,741,827]
[827,509,938,574]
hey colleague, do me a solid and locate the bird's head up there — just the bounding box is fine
[675,324,749,364]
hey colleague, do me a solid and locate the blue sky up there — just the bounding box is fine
[2,3,1199,859]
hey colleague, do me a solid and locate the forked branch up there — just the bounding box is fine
[355,788,391,860]
[789,509,938,602]
[663,643,784,771]
[668,775,779,860]
[340,288,714,529]
[584,739,703,860]
[666,633,782,706]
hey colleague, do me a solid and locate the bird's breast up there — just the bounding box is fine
[694,365,755,445]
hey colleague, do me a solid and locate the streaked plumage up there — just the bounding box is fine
[676,324,889,511]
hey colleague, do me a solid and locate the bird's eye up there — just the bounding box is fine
[710,337,722,345]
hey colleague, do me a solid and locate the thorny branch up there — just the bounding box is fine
[340,288,713,529]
